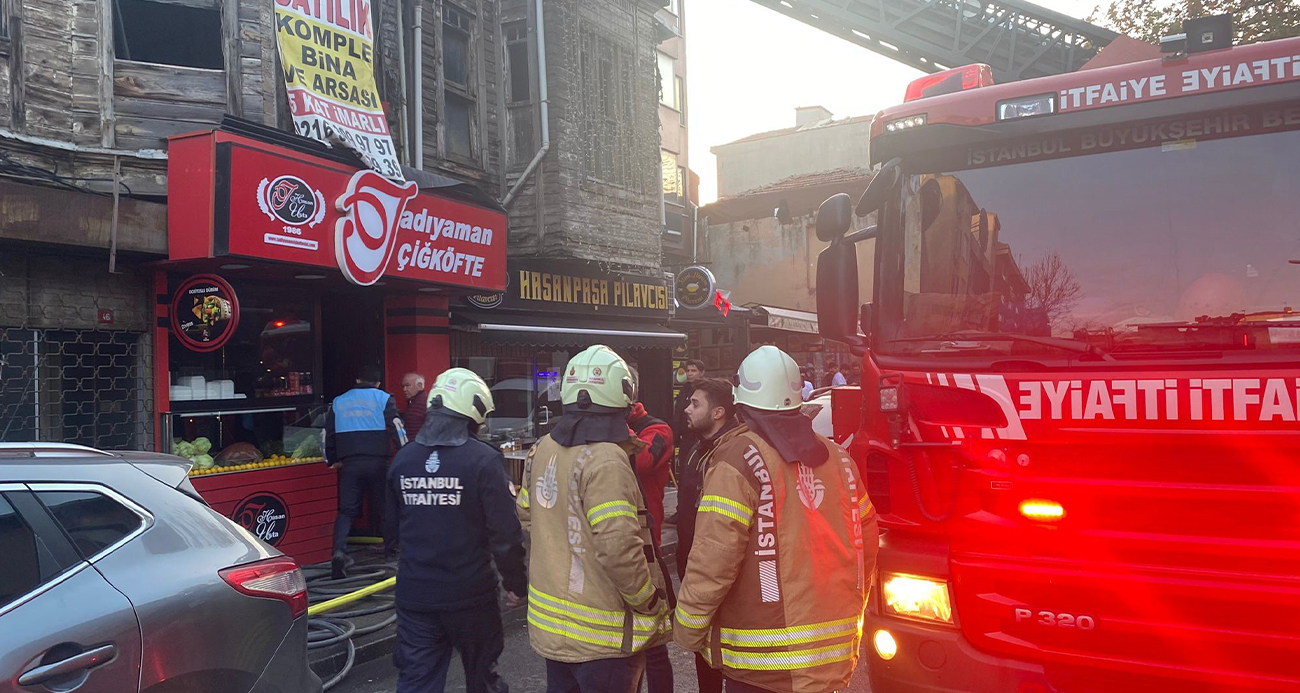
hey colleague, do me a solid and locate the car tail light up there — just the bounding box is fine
[220,557,308,618]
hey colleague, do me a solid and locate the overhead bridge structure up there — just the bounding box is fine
[748,0,1120,82]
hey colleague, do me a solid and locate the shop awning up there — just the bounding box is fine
[455,312,686,348]
[752,305,820,335]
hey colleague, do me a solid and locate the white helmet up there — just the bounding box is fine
[562,345,635,409]
[734,345,803,411]
[427,368,495,424]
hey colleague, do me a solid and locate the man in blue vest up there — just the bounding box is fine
[326,364,400,578]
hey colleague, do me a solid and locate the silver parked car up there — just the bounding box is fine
[0,443,321,693]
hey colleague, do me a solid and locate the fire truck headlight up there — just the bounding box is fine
[882,573,954,624]
[879,386,900,412]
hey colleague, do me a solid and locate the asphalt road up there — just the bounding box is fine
[332,618,875,692]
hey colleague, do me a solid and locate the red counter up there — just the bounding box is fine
[190,461,337,566]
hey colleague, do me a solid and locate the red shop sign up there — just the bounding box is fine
[167,130,507,291]
[171,274,240,352]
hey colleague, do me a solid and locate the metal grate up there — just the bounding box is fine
[0,328,151,450]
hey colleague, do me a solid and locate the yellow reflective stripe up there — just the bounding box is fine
[517,488,530,509]
[701,495,752,520]
[675,605,710,629]
[528,606,666,650]
[719,642,855,671]
[587,500,637,525]
[589,509,637,525]
[720,616,860,646]
[858,494,871,513]
[528,585,663,630]
[528,608,621,647]
[698,504,751,527]
[622,579,654,606]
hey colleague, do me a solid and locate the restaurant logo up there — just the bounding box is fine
[257,175,326,227]
[234,492,289,546]
[676,265,716,311]
[335,170,419,286]
[467,273,508,309]
[171,274,240,353]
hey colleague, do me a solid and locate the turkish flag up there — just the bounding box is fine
[714,290,732,316]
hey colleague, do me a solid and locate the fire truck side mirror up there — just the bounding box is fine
[816,244,864,349]
[856,157,903,216]
[815,193,853,242]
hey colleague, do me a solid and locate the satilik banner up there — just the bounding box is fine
[273,0,404,180]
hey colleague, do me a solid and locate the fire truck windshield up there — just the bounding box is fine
[877,120,1300,360]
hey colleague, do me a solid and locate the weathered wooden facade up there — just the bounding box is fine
[0,0,672,451]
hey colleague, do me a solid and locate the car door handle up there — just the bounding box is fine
[18,645,117,686]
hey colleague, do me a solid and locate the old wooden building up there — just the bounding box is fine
[0,0,675,452]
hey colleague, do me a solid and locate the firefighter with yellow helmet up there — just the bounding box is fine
[674,345,879,693]
[517,345,673,692]
[385,368,526,693]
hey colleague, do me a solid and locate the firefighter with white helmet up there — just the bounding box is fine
[674,345,879,693]
[517,345,673,692]
[385,367,526,693]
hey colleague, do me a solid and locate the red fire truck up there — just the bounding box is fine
[814,17,1300,693]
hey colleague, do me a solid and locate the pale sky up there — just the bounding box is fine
[686,0,1103,203]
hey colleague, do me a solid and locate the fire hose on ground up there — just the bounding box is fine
[303,547,397,691]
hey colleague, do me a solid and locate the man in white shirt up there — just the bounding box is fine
[827,361,848,387]
[800,368,814,401]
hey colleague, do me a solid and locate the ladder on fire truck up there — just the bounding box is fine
[748,0,1120,82]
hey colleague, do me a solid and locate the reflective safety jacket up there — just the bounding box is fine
[673,425,879,693]
[517,435,673,663]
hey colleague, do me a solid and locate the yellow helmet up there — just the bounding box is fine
[427,368,495,424]
[561,345,634,409]
[734,345,803,411]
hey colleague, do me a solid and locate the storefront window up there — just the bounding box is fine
[453,346,573,444]
[169,282,317,406]
[170,404,327,474]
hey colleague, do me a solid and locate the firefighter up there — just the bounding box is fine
[674,345,879,693]
[517,345,673,693]
[385,368,526,693]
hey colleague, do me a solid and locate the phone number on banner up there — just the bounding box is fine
[294,116,402,179]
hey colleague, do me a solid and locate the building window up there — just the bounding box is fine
[675,74,686,124]
[668,0,681,16]
[112,0,223,69]
[580,28,638,189]
[504,20,535,168]
[442,2,477,160]
[0,0,10,41]
[657,52,677,109]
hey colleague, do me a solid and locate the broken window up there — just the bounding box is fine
[112,0,223,70]
[658,51,676,108]
[504,20,534,168]
[442,2,477,161]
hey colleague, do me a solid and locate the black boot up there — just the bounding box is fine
[331,550,350,580]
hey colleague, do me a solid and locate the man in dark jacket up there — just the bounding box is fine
[326,364,400,578]
[400,372,428,441]
[670,359,706,474]
[674,377,737,693]
[386,368,525,693]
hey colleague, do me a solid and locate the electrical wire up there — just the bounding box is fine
[303,551,398,691]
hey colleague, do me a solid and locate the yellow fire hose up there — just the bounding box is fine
[307,576,396,617]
